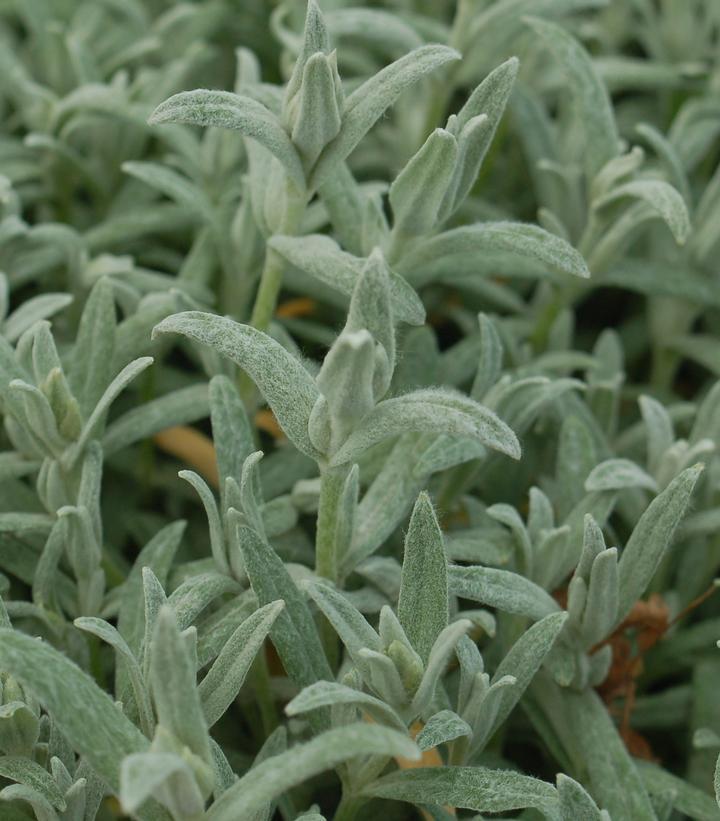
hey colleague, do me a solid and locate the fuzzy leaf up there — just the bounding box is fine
[304,580,382,663]
[362,767,559,816]
[330,389,519,466]
[199,601,284,727]
[0,757,66,811]
[557,773,605,820]
[584,459,658,492]
[442,57,519,217]
[269,234,425,325]
[312,45,460,185]
[4,294,73,343]
[150,606,211,766]
[103,384,210,455]
[0,630,149,796]
[120,752,201,816]
[399,222,590,284]
[616,465,702,624]
[389,128,458,238]
[149,90,305,187]
[416,711,472,752]
[122,161,214,221]
[527,17,619,178]
[398,492,448,662]
[209,374,254,493]
[292,53,342,169]
[153,312,321,459]
[208,724,419,821]
[69,356,154,462]
[237,525,332,697]
[478,612,567,746]
[595,180,691,245]
[449,565,562,621]
[286,681,406,733]
[74,616,154,736]
[69,277,116,419]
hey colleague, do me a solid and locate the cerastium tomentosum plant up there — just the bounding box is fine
[0,0,718,819]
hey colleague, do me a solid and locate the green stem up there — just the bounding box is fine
[240,183,306,403]
[650,343,679,394]
[315,464,350,582]
[333,794,366,821]
[530,279,586,354]
[248,184,306,332]
[248,243,290,333]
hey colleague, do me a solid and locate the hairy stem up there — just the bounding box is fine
[315,463,351,582]
[249,184,306,332]
[333,794,366,821]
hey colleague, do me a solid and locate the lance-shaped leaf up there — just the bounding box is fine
[153,312,321,459]
[304,580,382,664]
[449,565,561,621]
[581,548,618,647]
[117,521,183,657]
[616,464,702,624]
[292,52,342,169]
[475,612,567,749]
[594,179,691,245]
[638,396,675,474]
[4,293,73,343]
[471,314,504,401]
[315,331,376,452]
[584,458,658,493]
[0,513,53,535]
[199,600,284,727]
[236,524,332,698]
[167,573,239,630]
[149,90,305,188]
[67,356,154,465]
[0,630,149,797]
[362,767,559,817]
[416,711,472,752]
[636,760,720,821]
[558,687,657,820]
[70,276,116,419]
[412,620,472,714]
[0,757,66,811]
[526,17,619,179]
[398,222,590,285]
[325,8,423,55]
[269,233,425,325]
[207,724,419,821]
[123,161,214,222]
[557,774,606,821]
[179,471,228,575]
[285,681,406,733]
[74,617,154,737]
[120,752,203,817]
[103,384,210,455]
[441,57,519,218]
[210,374,254,493]
[284,0,331,102]
[329,389,519,466]
[312,45,460,186]
[344,249,395,387]
[398,492,448,663]
[150,607,212,767]
[389,128,458,238]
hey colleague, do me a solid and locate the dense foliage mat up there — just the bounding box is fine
[0,0,720,818]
